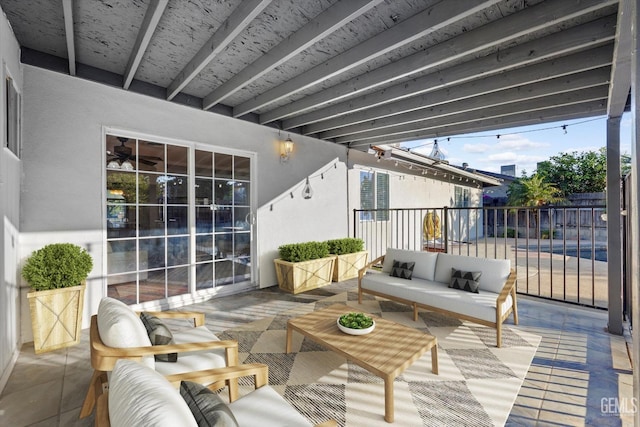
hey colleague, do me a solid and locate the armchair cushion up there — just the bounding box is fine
[97,297,154,369]
[140,312,178,362]
[180,381,239,427]
[109,359,196,427]
[228,385,313,426]
[152,325,228,376]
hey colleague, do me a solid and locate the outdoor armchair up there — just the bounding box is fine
[95,359,337,427]
[80,297,239,418]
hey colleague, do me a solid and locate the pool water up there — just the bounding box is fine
[547,247,608,262]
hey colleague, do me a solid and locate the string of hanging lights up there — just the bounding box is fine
[268,162,339,211]
[406,117,604,151]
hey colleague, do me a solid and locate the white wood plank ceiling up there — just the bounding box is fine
[1,0,630,150]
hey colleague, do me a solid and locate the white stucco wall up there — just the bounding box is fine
[0,7,23,393]
[346,149,485,253]
[19,65,348,340]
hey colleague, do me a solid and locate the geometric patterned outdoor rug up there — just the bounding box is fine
[218,291,540,427]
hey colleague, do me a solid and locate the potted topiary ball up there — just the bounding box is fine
[22,243,93,353]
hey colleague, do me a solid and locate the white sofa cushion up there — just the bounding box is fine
[381,248,438,281]
[109,359,197,427]
[434,254,510,294]
[228,385,312,427]
[97,297,154,369]
[155,326,227,377]
[361,273,513,323]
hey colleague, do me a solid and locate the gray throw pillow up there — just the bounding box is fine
[139,312,178,362]
[180,381,239,427]
[449,268,481,293]
[390,260,415,280]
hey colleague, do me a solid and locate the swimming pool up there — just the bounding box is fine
[522,245,608,262]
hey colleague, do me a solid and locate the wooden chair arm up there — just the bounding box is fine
[138,310,205,327]
[496,269,517,305]
[165,363,269,396]
[93,339,238,358]
[358,255,385,280]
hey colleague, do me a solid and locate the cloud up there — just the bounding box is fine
[462,143,490,153]
[457,135,549,156]
[495,135,550,151]
[485,152,547,163]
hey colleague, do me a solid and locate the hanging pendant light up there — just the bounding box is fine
[302,177,313,199]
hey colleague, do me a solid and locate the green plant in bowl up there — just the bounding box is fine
[339,312,374,329]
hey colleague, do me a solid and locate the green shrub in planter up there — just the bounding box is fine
[22,243,93,291]
[326,238,365,255]
[278,241,329,263]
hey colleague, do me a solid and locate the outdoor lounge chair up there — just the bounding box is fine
[80,297,239,418]
[95,359,337,426]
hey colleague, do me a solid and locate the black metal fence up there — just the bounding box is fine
[353,206,608,309]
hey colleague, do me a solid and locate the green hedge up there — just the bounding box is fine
[278,241,330,262]
[326,238,364,255]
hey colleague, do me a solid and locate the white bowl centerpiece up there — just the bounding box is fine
[337,312,375,335]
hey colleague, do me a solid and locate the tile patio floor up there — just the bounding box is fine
[0,280,633,426]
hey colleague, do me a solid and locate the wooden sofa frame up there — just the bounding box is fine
[94,363,337,427]
[358,255,519,347]
[81,310,239,418]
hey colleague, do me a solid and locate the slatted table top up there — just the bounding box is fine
[286,303,438,422]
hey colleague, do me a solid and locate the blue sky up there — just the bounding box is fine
[401,114,633,176]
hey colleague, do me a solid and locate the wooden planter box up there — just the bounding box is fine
[27,283,85,354]
[274,256,335,294]
[332,251,369,282]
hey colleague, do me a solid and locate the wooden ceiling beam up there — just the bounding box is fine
[62,0,76,76]
[202,0,383,109]
[233,0,503,117]
[322,68,610,140]
[166,0,272,101]
[607,0,632,117]
[347,102,607,149]
[267,0,617,126]
[337,87,609,144]
[123,0,169,90]
[314,49,613,138]
[291,15,616,132]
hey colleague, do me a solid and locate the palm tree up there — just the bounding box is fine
[507,174,564,234]
[507,174,563,207]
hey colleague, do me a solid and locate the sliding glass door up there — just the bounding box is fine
[105,134,253,304]
[194,150,252,290]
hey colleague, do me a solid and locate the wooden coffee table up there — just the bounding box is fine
[286,303,438,423]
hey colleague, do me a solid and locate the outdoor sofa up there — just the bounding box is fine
[358,248,518,347]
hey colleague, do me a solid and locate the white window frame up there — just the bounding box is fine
[5,72,20,159]
[360,170,389,221]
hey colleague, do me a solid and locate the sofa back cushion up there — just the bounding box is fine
[97,297,155,369]
[109,359,197,427]
[382,248,438,281]
[434,254,511,294]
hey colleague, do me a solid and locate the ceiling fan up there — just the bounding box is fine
[107,137,163,167]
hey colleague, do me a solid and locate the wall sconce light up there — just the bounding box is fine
[280,135,294,163]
